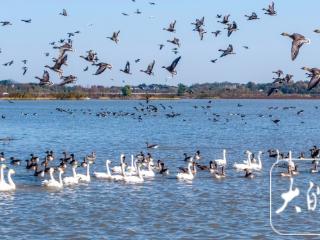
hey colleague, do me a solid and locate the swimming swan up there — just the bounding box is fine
[42,168,63,189]
[233,151,252,170]
[123,162,144,183]
[0,168,16,191]
[63,165,79,185]
[214,149,227,167]
[111,154,125,174]
[140,161,155,178]
[176,162,194,181]
[77,162,91,182]
[94,160,111,179]
[250,151,263,171]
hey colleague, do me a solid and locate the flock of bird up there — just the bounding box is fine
[0,99,314,126]
[0,1,319,95]
[1,144,320,191]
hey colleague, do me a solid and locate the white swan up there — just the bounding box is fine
[111,154,125,174]
[94,160,111,179]
[140,161,155,178]
[0,168,16,191]
[250,151,263,171]
[123,162,144,183]
[176,162,194,181]
[77,162,91,182]
[63,166,79,185]
[126,155,137,175]
[0,164,5,184]
[42,168,63,189]
[214,149,227,167]
[233,151,252,170]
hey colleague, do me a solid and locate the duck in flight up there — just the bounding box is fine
[245,12,259,20]
[35,70,53,86]
[225,21,238,37]
[167,37,180,47]
[60,9,68,16]
[163,20,176,32]
[120,61,132,74]
[162,56,181,76]
[262,1,276,16]
[140,60,155,75]
[45,54,67,77]
[107,31,120,44]
[21,19,32,23]
[219,44,235,57]
[93,62,112,75]
[59,75,77,86]
[301,67,320,90]
[281,32,310,61]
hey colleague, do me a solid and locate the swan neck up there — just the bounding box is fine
[7,172,15,187]
[106,161,111,176]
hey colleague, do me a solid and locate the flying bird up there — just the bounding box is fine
[218,15,230,24]
[22,66,28,75]
[59,75,77,86]
[301,67,320,90]
[93,63,112,75]
[140,60,155,75]
[162,56,181,76]
[212,30,221,37]
[45,54,68,77]
[263,2,277,16]
[163,20,176,32]
[245,12,259,20]
[225,21,238,37]
[167,37,180,47]
[60,9,68,16]
[35,70,53,86]
[107,31,120,44]
[0,21,12,26]
[120,61,132,74]
[281,32,310,61]
[21,19,32,23]
[219,44,235,57]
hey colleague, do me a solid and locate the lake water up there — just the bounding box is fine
[0,99,319,239]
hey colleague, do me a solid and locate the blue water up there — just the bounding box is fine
[0,99,319,239]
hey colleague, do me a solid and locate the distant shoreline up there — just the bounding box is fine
[1,95,320,101]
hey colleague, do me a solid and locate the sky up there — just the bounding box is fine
[0,0,319,87]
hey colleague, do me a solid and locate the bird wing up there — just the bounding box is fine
[125,61,130,72]
[148,60,155,72]
[267,87,277,96]
[291,39,304,61]
[170,56,181,70]
[308,74,320,90]
[43,70,50,82]
[94,65,107,75]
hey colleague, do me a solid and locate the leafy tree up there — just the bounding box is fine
[122,85,132,96]
[177,83,186,96]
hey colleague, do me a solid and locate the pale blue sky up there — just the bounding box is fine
[0,0,319,86]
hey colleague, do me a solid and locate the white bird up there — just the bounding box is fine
[176,161,195,181]
[63,165,79,185]
[42,168,63,189]
[233,151,252,171]
[140,161,155,178]
[250,151,263,171]
[111,154,125,174]
[123,162,144,183]
[94,160,114,179]
[77,162,91,182]
[214,149,227,167]
[0,167,15,191]
[126,155,137,175]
